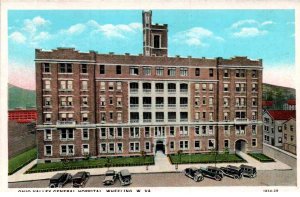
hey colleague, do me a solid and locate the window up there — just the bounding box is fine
[223,83,229,92]
[169,126,175,136]
[209,112,214,121]
[117,97,122,107]
[43,63,50,73]
[224,98,229,107]
[60,129,74,140]
[117,143,123,153]
[109,97,113,105]
[130,67,139,75]
[252,111,257,120]
[100,97,106,106]
[284,134,287,140]
[109,112,113,121]
[252,83,258,92]
[144,127,150,137]
[209,97,213,105]
[82,144,89,155]
[195,68,200,76]
[278,126,282,132]
[179,140,189,150]
[155,126,165,136]
[180,67,188,76]
[236,125,246,135]
[101,112,106,122]
[100,128,106,138]
[117,113,122,122]
[252,98,257,106]
[108,82,114,91]
[252,70,257,78]
[224,140,229,148]
[81,81,88,90]
[195,83,200,91]
[60,145,74,156]
[100,82,105,91]
[108,143,115,153]
[44,129,52,141]
[170,141,175,150]
[143,67,151,75]
[82,97,88,106]
[224,69,229,77]
[195,140,200,149]
[82,113,88,122]
[291,135,294,141]
[153,35,160,48]
[44,80,51,90]
[145,142,151,151]
[224,126,229,135]
[195,126,200,135]
[45,113,51,122]
[100,143,107,153]
[82,129,89,140]
[195,112,200,121]
[235,69,245,78]
[208,139,215,149]
[156,67,164,76]
[209,69,213,77]
[129,142,140,152]
[290,125,294,131]
[209,84,213,91]
[100,65,105,74]
[59,63,72,73]
[180,126,188,135]
[117,82,122,90]
[252,125,257,135]
[44,97,51,106]
[168,68,176,76]
[130,127,140,138]
[195,97,200,106]
[252,139,257,147]
[224,112,229,121]
[81,64,87,73]
[202,84,207,91]
[44,145,52,156]
[116,65,122,74]
[278,137,282,143]
[236,83,246,92]
[202,97,206,105]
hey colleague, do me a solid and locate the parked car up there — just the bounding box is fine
[184,167,204,182]
[49,173,72,188]
[118,169,132,186]
[220,165,243,179]
[103,170,118,185]
[199,166,223,181]
[240,164,257,178]
[72,171,90,187]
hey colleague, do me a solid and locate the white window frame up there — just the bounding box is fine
[44,145,52,156]
[194,140,201,150]
[108,142,115,153]
[116,142,123,153]
[82,144,90,155]
[82,128,89,140]
[208,139,215,149]
[60,144,75,156]
[100,143,107,153]
[179,140,189,150]
[252,138,257,147]
[44,129,52,141]
[145,141,151,152]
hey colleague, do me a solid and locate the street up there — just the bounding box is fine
[9,169,296,188]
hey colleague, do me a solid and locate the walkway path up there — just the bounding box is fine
[8,151,292,183]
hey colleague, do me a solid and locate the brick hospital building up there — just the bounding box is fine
[36,11,263,163]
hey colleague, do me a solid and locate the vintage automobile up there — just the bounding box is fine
[49,173,72,188]
[184,167,204,182]
[72,171,90,187]
[220,165,243,179]
[103,170,118,185]
[199,166,223,181]
[240,164,257,178]
[118,169,132,186]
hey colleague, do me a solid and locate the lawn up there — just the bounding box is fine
[248,153,275,162]
[9,148,37,175]
[26,156,154,173]
[169,153,245,164]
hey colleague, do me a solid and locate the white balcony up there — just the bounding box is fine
[143,119,152,123]
[180,104,188,108]
[168,89,176,93]
[56,120,76,125]
[156,119,164,122]
[234,118,248,122]
[180,119,188,122]
[130,104,138,108]
[143,89,151,93]
[168,119,176,122]
[155,89,164,93]
[168,104,176,108]
[143,104,151,108]
[130,89,138,93]
[180,89,188,93]
[156,104,164,108]
[130,119,139,123]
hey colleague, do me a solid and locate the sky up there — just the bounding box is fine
[8,10,295,90]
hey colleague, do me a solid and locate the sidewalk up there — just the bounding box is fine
[8,151,292,183]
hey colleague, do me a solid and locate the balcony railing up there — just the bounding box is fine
[156,119,164,122]
[143,89,151,93]
[143,104,151,108]
[130,119,139,123]
[156,89,164,93]
[180,89,188,93]
[168,119,176,122]
[168,104,176,108]
[180,104,188,108]
[180,118,188,122]
[168,89,176,93]
[56,120,76,125]
[130,104,138,108]
[143,119,152,123]
[234,118,248,122]
[130,88,138,93]
[156,104,164,108]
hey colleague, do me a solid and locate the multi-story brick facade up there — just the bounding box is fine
[35,10,263,163]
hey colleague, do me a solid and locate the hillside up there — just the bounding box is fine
[8,84,36,109]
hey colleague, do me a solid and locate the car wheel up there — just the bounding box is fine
[194,176,199,182]
[252,173,257,178]
[215,176,221,181]
[58,183,63,188]
[233,175,239,179]
[49,184,56,188]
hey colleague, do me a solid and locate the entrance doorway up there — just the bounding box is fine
[155,140,165,154]
[235,139,247,152]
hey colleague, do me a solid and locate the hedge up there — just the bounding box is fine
[9,148,37,175]
[248,153,275,163]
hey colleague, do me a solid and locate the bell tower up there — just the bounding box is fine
[142,10,168,57]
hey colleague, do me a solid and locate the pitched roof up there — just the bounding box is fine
[267,110,296,120]
[287,99,296,105]
[262,101,273,107]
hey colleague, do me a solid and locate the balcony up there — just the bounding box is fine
[234,118,249,122]
[180,104,188,108]
[56,120,76,126]
[156,89,164,93]
[143,119,152,123]
[143,104,151,108]
[180,89,188,94]
[168,89,176,93]
[143,89,151,93]
[180,119,188,122]
[168,104,176,108]
[156,119,164,122]
[168,119,176,122]
[130,104,138,108]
